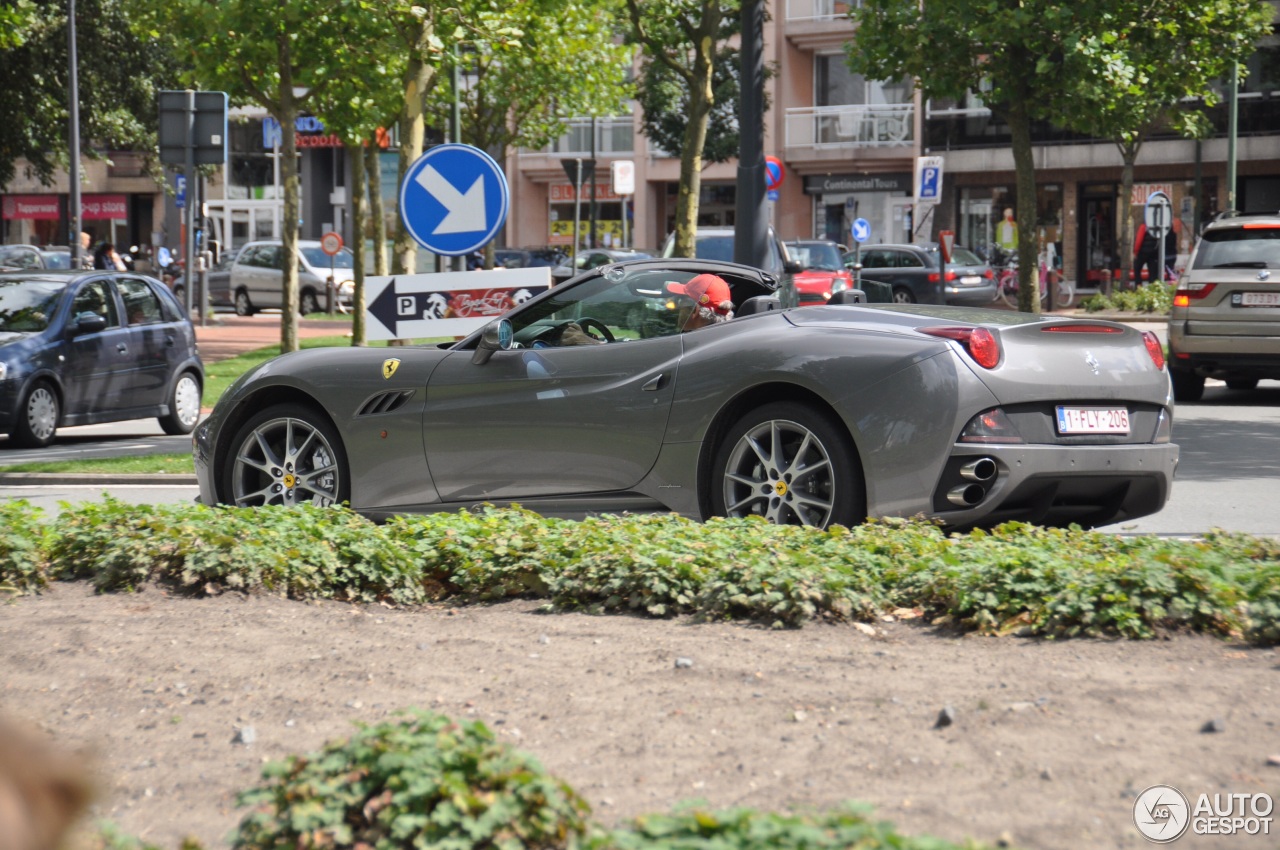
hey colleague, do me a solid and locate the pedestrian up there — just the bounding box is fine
[78,232,94,269]
[1134,222,1176,286]
[92,241,126,271]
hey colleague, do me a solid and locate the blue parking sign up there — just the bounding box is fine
[399,143,510,257]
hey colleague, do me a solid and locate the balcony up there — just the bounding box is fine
[785,104,914,153]
[521,118,635,158]
[785,0,858,22]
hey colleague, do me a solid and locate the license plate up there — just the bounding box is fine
[1237,291,1280,307]
[1056,406,1130,435]
[960,275,982,285]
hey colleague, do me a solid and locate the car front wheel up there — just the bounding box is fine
[223,403,349,508]
[711,402,865,529]
[159,372,202,435]
[11,381,59,448]
[234,290,255,316]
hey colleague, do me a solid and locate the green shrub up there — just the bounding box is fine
[0,499,49,596]
[1079,281,1173,314]
[232,710,591,850]
[592,803,992,850]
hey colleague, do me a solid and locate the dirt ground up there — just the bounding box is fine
[1,583,1277,850]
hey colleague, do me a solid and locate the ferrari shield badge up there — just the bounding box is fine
[382,358,401,380]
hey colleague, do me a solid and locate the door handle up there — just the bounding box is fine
[642,373,667,392]
[116,343,128,354]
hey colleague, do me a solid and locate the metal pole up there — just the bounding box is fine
[589,116,597,248]
[734,0,767,270]
[68,0,83,265]
[572,158,582,267]
[452,44,464,272]
[622,194,630,249]
[183,90,195,316]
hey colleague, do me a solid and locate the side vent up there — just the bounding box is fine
[357,389,416,416]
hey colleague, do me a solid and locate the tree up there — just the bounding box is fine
[627,0,740,258]
[848,1,1096,313]
[0,0,180,190]
[425,0,631,265]
[1056,0,1270,293]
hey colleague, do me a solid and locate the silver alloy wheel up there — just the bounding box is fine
[25,386,58,442]
[891,287,914,304]
[300,289,319,316]
[721,417,835,527]
[235,291,252,316]
[230,415,341,507]
[172,374,201,429]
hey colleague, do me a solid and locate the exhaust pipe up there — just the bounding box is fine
[947,483,987,507]
[959,457,997,483]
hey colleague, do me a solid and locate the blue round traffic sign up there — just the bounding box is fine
[851,217,871,243]
[399,143,510,257]
[765,156,785,191]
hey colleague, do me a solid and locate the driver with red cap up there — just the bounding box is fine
[666,273,734,331]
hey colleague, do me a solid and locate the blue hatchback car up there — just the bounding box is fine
[0,270,204,447]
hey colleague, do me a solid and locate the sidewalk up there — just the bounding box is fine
[193,314,352,362]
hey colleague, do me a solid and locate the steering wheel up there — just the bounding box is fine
[575,317,615,343]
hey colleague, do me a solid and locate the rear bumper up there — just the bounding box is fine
[929,442,1179,530]
[1168,322,1280,378]
[944,282,998,306]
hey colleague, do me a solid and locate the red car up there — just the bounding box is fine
[784,240,854,305]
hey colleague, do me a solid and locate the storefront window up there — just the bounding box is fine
[958,184,1062,270]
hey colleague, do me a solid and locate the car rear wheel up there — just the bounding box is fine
[1226,378,1259,391]
[234,290,255,316]
[223,403,349,508]
[711,402,865,529]
[11,381,59,448]
[159,372,202,435]
[299,288,320,316]
[891,286,915,304]
[1170,367,1205,402]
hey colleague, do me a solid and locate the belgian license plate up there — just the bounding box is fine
[1238,291,1280,307]
[960,275,982,285]
[1056,406,1130,435]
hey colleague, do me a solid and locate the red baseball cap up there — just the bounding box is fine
[665,274,733,315]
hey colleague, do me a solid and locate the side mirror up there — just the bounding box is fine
[783,259,803,274]
[73,312,107,334]
[471,318,513,365]
[828,289,866,305]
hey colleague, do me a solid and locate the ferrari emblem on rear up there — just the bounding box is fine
[382,358,401,380]
[1084,352,1100,375]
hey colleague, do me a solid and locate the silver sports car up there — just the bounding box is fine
[193,258,1178,530]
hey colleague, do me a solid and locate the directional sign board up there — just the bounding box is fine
[399,143,510,257]
[364,267,551,341]
[851,218,871,243]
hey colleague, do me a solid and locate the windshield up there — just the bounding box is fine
[300,246,355,269]
[0,278,66,332]
[1192,226,1280,270]
[787,243,843,271]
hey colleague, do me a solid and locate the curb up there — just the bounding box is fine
[0,473,198,485]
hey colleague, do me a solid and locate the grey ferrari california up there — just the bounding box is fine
[193,258,1177,531]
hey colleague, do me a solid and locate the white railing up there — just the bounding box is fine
[521,117,635,157]
[785,0,859,23]
[784,103,914,149]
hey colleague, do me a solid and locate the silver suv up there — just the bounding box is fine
[1167,212,1280,401]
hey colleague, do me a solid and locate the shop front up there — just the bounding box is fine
[802,172,913,247]
[2,192,135,250]
[548,182,626,250]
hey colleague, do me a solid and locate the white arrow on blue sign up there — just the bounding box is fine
[399,143,510,257]
[851,217,871,243]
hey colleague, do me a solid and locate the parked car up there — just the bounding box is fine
[227,240,355,316]
[1167,211,1280,401]
[494,247,568,270]
[844,242,995,306]
[660,227,801,307]
[171,246,242,309]
[193,257,1176,532]
[0,244,74,272]
[550,248,653,284]
[784,240,855,305]
[0,269,204,447]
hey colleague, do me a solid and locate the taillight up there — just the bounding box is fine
[1173,282,1216,307]
[1040,324,1124,334]
[920,326,1001,369]
[928,270,959,283]
[927,271,939,283]
[959,407,1023,444]
[983,268,994,280]
[1142,331,1165,370]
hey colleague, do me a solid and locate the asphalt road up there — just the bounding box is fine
[0,379,1277,534]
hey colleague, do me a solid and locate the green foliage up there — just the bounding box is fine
[636,45,751,165]
[10,502,1280,644]
[1079,282,1173,314]
[593,803,989,850]
[232,709,591,850]
[0,500,49,596]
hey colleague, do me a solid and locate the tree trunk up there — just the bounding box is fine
[278,45,301,351]
[1117,139,1141,294]
[348,143,367,347]
[671,39,716,258]
[366,142,388,276]
[1005,99,1040,315]
[394,51,433,278]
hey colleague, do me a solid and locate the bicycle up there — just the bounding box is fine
[993,259,1073,310]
